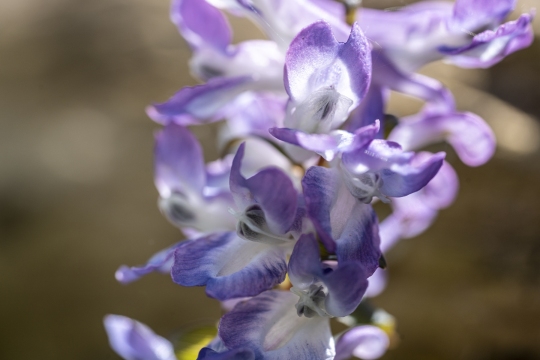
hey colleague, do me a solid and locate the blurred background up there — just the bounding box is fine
[0,0,539,359]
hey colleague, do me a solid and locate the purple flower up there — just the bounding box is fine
[103,315,176,360]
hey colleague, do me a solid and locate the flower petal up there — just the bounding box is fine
[335,325,389,360]
[171,0,232,52]
[104,315,176,360]
[154,124,205,197]
[219,290,335,360]
[302,167,381,272]
[442,13,534,68]
[115,241,184,284]
[230,143,298,234]
[389,110,495,166]
[285,21,371,108]
[171,232,287,300]
[148,76,253,124]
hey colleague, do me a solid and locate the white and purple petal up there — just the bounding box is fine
[171,232,287,300]
[104,315,176,360]
[219,290,335,360]
[302,166,381,273]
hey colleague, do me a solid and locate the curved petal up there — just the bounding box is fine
[442,13,534,68]
[219,290,335,360]
[389,110,495,166]
[335,325,389,360]
[104,315,176,360]
[171,0,232,52]
[148,76,253,124]
[154,124,205,197]
[378,151,445,197]
[171,232,287,300]
[115,241,185,284]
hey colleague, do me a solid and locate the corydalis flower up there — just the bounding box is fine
[171,143,301,300]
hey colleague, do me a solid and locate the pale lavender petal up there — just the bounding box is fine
[219,290,334,360]
[285,21,371,107]
[115,241,184,284]
[104,315,176,360]
[154,124,205,197]
[171,232,287,300]
[171,0,232,52]
[452,0,515,30]
[364,268,388,298]
[287,234,323,289]
[442,13,534,68]
[148,76,253,124]
[335,325,389,360]
[389,110,495,166]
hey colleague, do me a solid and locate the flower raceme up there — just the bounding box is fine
[106,0,533,359]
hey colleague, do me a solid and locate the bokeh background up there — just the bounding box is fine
[1,0,539,359]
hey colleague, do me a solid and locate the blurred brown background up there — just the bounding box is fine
[0,0,539,359]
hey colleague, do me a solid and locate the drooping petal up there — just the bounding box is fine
[154,123,205,197]
[148,76,253,124]
[171,0,232,52]
[335,325,389,360]
[171,232,287,300]
[104,315,176,360]
[441,13,534,68]
[219,290,335,360]
[115,241,185,284]
[389,110,495,166]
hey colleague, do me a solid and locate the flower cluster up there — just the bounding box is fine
[104,0,533,359]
